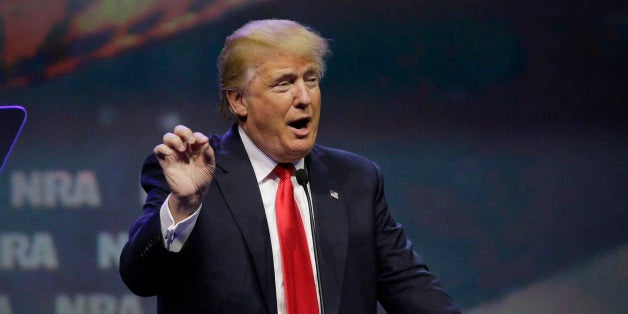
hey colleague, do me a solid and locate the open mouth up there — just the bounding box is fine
[288,117,310,130]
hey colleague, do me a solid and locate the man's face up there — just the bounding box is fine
[231,53,321,163]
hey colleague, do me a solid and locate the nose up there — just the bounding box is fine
[293,80,311,108]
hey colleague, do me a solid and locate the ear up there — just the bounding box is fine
[226,89,248,120]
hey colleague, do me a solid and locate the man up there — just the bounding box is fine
[120,19,459,313]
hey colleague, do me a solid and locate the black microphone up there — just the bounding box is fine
[296,168,309,186]
[296,167,325,314]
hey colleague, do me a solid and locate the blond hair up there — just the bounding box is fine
[217,19,330,119]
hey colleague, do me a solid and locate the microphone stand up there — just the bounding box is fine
[296,168,325,314]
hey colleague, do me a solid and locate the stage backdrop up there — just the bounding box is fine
[1,0,627,313]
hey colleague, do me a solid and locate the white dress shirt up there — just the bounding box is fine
[159,126,319,314]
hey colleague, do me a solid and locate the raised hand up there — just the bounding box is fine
[153,125,216,222]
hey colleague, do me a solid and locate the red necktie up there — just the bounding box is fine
[274,163,319,314]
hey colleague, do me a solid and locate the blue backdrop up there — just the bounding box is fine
[1,0,626,313]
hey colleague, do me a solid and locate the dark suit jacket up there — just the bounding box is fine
[120,124,459,313]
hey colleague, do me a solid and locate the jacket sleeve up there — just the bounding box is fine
[372,163,460,313]
[119,153,182,297]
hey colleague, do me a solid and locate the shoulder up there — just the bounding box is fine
[311,144,375,165]
[310,144,382,178]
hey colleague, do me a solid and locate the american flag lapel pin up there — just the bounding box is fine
[329,190,339,200]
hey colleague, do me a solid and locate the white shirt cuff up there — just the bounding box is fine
[159,194,201,252]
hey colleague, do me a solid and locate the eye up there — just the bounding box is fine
[305,76,319,86]
[272,81,291,92]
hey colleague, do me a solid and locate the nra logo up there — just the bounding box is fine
[0,231,126,271]
[10,170,101,209]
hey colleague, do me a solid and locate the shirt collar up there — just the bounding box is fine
[238,125,304,183]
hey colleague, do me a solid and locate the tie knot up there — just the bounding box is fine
[273,163,294,180]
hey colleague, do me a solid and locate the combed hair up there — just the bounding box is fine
[217,19,330,119]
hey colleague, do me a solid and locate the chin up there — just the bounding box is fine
[282,146,312,162]
[295,141,315,153]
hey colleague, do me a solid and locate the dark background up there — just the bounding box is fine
[1,0,626,313]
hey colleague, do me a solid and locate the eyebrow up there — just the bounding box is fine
[303,65,320,76]
[266,66,320,84]
[265,72,296,86]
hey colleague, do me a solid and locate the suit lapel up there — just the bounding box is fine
[212,125,277,314]
[307,149,348,314]
[211,127,349,314]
